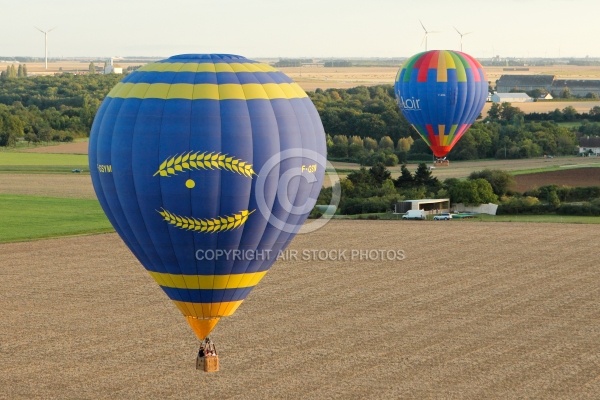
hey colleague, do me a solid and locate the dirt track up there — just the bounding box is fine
[1,220,599,399]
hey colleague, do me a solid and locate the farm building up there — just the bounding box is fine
[578,137,600,156]
[104,58,123,74]
[491,93,532,103]
[551,79,600,98]
[495,75,554,93]
[394,198,450,215]
[495,74,600,98]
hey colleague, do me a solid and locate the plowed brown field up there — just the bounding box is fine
[514,167,600,192]
[2,220,599,399]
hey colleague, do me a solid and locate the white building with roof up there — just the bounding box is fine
[394,199,450,215]
[104,58,123,74]
[491,92,532,103]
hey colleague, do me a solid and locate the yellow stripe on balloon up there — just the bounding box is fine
[144,83,171,98]
[438,124,447,146]
[216,63,277,73]
[148,271,267,290]
[241,83,269,99]
[108,82,307,100]
[443,50,456,70]
[166,83,194,99]
[192,84,220,99]
[218,83,246,99]
[127,83,151,98]
[437,53,448,82]
[172,300,244,318]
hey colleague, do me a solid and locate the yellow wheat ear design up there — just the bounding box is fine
[158,208,255,233]
[153,152,256,178]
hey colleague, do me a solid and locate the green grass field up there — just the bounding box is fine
[0,153,89,173]
[0,194,113,243]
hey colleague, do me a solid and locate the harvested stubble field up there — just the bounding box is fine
[280,64,600,92]
[1,220,599,399]
[22,141,89,155]
[0,173,95,199]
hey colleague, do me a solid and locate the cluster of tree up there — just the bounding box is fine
[273,59,313,67]
[526,105,600,123]
[307,87,583,162]
[524,185,600,204]
[309,85,413,143]
[327,133,414,166]
[316,164,501,216]
[316,163,600,217]
[0,73,121,145]
[1,64,28,79]
[323,60,352,67]
[575,120,600,137]
[499,184,600,216]
[448,103,579,159]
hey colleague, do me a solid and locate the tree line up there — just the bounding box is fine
[315,163,599,217]
[315,163,501,216]
[311,86,586,164]
[0,74,597,154]
[1,64,28,79]
[0,73,121,146]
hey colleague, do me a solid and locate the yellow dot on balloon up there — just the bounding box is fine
[185,179,195,189]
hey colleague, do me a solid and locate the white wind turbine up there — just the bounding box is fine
[454,27,472,52]
[419,20,439,51]
[35,26,57,70]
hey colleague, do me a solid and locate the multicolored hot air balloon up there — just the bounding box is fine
[89,54,326,342]
[394,50,488,158]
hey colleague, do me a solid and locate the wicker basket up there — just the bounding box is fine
[203,355,219,372]
[196,339,219,372]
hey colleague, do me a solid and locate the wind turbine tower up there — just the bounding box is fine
[454,27,472,52]
[419,20,439,51]
[35,26,56,70]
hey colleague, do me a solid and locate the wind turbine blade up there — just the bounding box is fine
[48,27,57,32]
[419,20,427,33]
[463,31,473,36]
[454,27,462,36]
[34,26,44,33]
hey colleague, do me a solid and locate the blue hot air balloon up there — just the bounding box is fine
[89,54,326,340]
[394,50,488,158]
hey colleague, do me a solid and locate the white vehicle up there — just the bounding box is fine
[402,210,426,220]
[433,213,452,221]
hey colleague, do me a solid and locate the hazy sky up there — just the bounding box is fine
[2,0,599,59]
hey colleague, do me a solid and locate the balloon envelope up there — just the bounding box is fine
[394,50,488,158]
[89,54,326,339]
